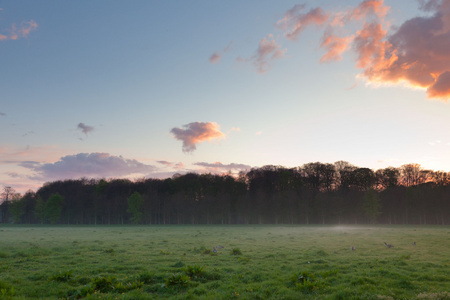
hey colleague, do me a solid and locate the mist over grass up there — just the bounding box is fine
[0,225,449,299]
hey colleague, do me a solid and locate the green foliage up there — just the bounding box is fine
[45,193,64,224]
[49,270,73,282]
[238,257,251,264]
[171,261,185,268]
[1,225,449,299]
[136,272,155,284]
[290,271,323,293]
[127,191,144,224]
[34,196,45,223]
[91,275,117,292]
[0,281,15,298]
[164,273,190,287]
[8,197,26,223]
[201,248,212,255]
[363,188,381,224]
[230,248,242,255]
[184,265,204,279]
[103,248,115,254]
[113,280,143,293]
[417,292,450,300]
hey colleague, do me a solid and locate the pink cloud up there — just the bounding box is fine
[278,5,329,41]
[25,153,157,181]
[320,30,352,62]
[209,41,233,64]
[354,22,390,69]
[19,20,38,37]
[171,122,225,153]
[355,0,450,99]
[241,34,286,74]
[1,20,37,41]
[157,160,184,170]
[209,52,221,64]
[272,0,450,100]
[346,0,389,21]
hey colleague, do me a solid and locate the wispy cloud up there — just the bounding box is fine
[22,131,35,137]
[238,34,286,74]
[171,122,225,153]
[77,123,95,135]
[0,20,37,41]
[23,153,157,181]
[0,145,64,164]
[277,5,329,40]
[283,0,450,100]
[320,29,352,63]
[0,112,6,117]
[233,0,450,100]
[209,52,221,64]
[209,41,233,64]
[194,161,252,174]
[157,160,184,169]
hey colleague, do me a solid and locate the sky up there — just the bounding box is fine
[2,0,450,193]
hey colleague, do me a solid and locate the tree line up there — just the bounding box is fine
[1,162,449,225]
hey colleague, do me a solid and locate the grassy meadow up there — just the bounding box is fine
[0,225,449,299]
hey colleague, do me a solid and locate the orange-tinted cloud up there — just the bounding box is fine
[278,5,329,41]
[320,30,352,62]
[275,0,450,100]
[171,122,225,153]
[346,0,389,21]
[356,0,450,99]
[354,22,390,70]
[1,20,37,41]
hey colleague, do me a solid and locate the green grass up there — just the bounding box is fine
[0,225,449,299]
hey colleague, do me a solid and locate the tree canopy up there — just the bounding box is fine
[1,162,449,225]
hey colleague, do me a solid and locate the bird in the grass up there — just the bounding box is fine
[351,246,356,251]
[384,242,393,248]
[412,242,416,246]
[212,247,218,253]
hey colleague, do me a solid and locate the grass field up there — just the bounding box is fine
[0,225,449,299]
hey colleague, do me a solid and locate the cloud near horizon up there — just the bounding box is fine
[194,161,252,174]
[157,160,184,169]
[171,122,225,153]
[23,153,157,181]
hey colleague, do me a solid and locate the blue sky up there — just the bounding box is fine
[2,0,450,193]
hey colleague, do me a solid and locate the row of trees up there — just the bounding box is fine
[1,162,449,225]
